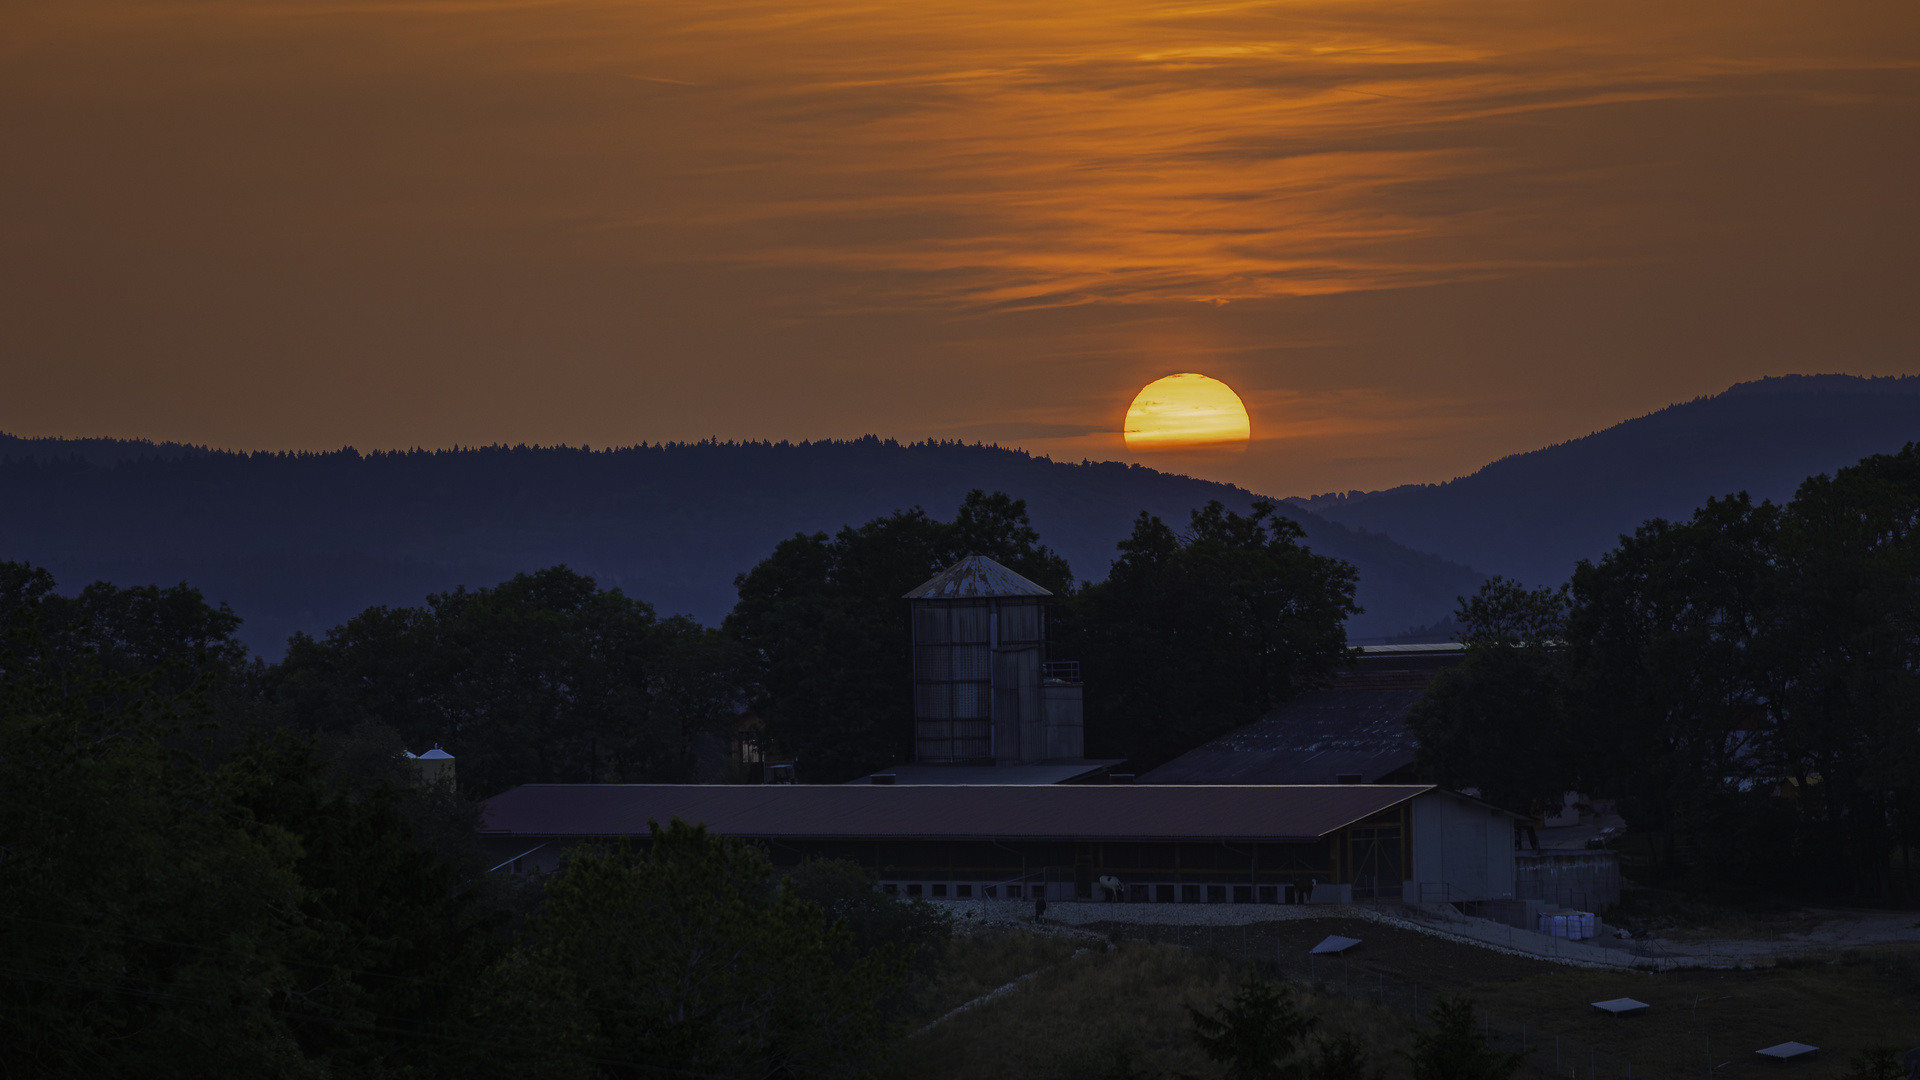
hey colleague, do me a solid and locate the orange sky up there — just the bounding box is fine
[3,0,1917,496]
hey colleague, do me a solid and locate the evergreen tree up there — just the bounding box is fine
[1185,977,1317,1080]
[1309,1033,1385,1080]
[1405,996,1526,1080]
[1841,1047,1906,1080]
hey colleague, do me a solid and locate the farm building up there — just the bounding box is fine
[480,782,1522,905]
[1139,643,1463,785]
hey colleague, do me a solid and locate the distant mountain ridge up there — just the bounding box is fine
[1292,374,1920,588]
[0,437,1481,658]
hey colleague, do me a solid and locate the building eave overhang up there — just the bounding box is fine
[478,783,1449,842]
[481,830,1340,843]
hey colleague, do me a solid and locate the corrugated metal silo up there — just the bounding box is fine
[903,555,1081,764]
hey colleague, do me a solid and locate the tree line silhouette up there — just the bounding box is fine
[0,434,1478,657]
[9,444,1920,1075]
[1410,444,1920,901]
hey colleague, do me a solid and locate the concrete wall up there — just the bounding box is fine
[1405,792,1516,903]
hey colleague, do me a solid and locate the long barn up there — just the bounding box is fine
[481,783,1521,905]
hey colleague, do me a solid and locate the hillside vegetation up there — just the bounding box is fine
[1304,375,1920,588]
[0,436,1477,657]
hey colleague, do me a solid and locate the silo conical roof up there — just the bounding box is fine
[903,554,1052,599]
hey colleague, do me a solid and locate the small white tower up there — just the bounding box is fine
[408,745,455,790]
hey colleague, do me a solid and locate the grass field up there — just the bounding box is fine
[882,917,1920,1080]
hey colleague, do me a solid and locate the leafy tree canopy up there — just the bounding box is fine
[0,618,509,1079]
[781,857,954,980]
[1406,577,1575,815]
[1453,577,1568,646]
[0,559,253,720]
[491,820,906,1079]
[1414,442,1920,896]
[269,566,740,796]
[1067,500,1360,769]
[4,613,904,1078]
[0,630,314,1079]
[726,490,1070,780]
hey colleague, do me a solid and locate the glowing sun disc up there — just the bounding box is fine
[1124,373,1251,451]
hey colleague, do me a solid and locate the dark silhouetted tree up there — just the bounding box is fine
[1405,996,1526,1080]
[0,626,316,1079]
[1068,500,1359,769]
[1840,1047,1906,1080]
[219,736,509,1077]
[491,820,905,1079]
[269,566,740,796]
[1309,1033,1385,1080]
[781,858,953,979]
[1186,977,1317,1080]
[1420,443,1920,896]
[726,490,1071,781]
[1406,578,1576,816]
[0,559,258,733]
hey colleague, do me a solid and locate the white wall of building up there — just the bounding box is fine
[1405,791,1516,903]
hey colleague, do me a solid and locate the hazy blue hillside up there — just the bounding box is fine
[1300,374,1920,588]
[0,438,1481,658]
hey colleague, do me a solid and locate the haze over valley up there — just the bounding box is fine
[6,373,1915,657]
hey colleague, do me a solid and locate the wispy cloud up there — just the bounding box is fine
[18,0,1908,315]
[5,0,1915,493]
[457,0,1914,308]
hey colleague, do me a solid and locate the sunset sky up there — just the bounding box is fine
[4,0,1916,495]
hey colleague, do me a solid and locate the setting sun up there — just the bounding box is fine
[1123,374,1252,452]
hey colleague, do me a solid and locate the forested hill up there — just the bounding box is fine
[1295,374,1920,589]
[0,437,1480,658]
